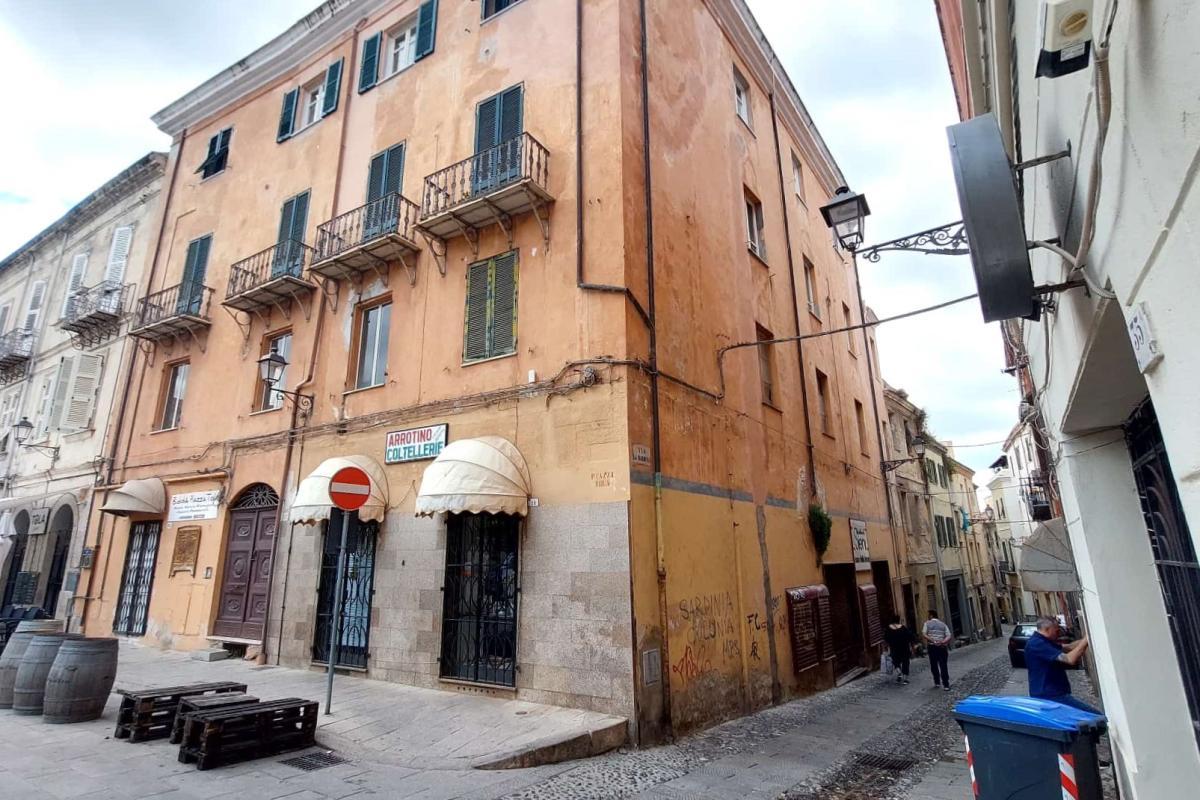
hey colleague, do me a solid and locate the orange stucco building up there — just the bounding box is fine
[79,0,895,743]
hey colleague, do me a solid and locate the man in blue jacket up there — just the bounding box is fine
[1025,616,1098,713]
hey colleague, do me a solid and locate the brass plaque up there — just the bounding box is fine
[170,526,202,575]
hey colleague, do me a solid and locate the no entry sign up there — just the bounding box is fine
[329,466,372,512]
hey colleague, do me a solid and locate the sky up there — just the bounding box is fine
[0,0,1015,482]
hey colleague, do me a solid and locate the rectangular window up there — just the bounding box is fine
[855,400,868,455]
[733,66,751,126]
[483,0,521,21]
[197,128,232,178]
[935,516,945,548]
[745,191,766,260]
[386,16,419,77]
[463,251,518,363]
[353,299,391,390]
[366,143,405,202]
[301,76,325,130]
[258,330,292,410]
[843,303,856,355]
[803,257,819,319]
[473,85,524,194]
[816,368,831,435]
[791,153,806,203]
[756,325,775,407]
[158,361,189,430]
[279,59,343,142]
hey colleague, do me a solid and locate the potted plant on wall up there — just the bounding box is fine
[809,502,833,563]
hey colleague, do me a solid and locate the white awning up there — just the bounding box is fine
[290,455,389,524]
[100,478,165,517]
[415,436,531,517]
[1018,517,1081,593]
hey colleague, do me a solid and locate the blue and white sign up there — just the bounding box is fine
[385,424,448,464]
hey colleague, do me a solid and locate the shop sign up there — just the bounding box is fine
[168,490,220,522]
[851,518,870,571]
[28,507,49,535]
[385,424,448,464]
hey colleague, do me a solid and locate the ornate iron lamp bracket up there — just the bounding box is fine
[856,221,970,263]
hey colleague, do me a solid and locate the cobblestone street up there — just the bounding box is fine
[0,634,1078,799]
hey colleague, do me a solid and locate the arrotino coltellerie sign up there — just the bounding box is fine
[385,424,448,464]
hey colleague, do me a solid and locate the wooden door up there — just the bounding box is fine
[214,502,276,641]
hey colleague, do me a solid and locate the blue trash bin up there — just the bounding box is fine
[953,695,1106,799]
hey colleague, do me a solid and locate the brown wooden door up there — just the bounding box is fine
[213,506,276,640]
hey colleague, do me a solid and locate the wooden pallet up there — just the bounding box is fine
[114,681,247,743]
[177,698,318,770]
[168,693,260,744]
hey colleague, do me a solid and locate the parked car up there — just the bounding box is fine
[1008,621,1075,667]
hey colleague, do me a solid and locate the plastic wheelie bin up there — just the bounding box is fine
[953,695,1106,799]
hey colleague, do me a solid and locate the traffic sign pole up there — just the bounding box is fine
[324,466,372,716]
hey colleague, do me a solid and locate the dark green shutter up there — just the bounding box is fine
[383,144,405,195]
[278,197,297,244]
[498,85,523,144]
[490,251,517,355]
[358,33,381,93]
[322,58,343,116]
[277,89,298,142]
[366,152,387,202]
[463,260,490,361]
[179,235,211,315]
[289,191,309,242]
[475,95,500,153]
[415,0,438,60]
[197,135,219,174]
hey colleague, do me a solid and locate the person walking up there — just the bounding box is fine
[1024,616,1098,713]
[923,609,952,690]
[884,615,914,684]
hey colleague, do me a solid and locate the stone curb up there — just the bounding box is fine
[471,718,629,770]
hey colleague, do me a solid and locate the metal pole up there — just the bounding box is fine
[324,510,351,715]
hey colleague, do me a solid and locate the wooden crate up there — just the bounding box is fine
[168,693,260,744]
[177,698,318,770]
[114,681,247,743]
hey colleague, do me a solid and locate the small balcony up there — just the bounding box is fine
[223,240,317,314]
[59,282,131,334]
[0,329,33,381]
[130,282,214,343]
[312,193,422,285]
[418,132,553,246]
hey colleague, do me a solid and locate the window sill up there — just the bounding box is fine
[439,677,517,694]
[762,401,782,414]
[462,351,516,368]
[248,406,283,417]
[198,167,228,184]
[342,381,386,397]
[737,115,756,137]
[808,309,823,324]
[150,426,181,435]
[748,247,769,267]
[821,430,836,441]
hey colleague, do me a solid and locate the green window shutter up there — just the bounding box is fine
[277,196,297,244]
[366,152,387,202]
[183,236,211,286]
[277,88,298,142]
[490,251,517,355]
[463,260,490,361]
[358,33,381,93]
[498,85,523,143]
[197,134,219,174]
[415,0,438,60]
[475,95,501,153]
[383,143,405,195]
[322,58,343,116]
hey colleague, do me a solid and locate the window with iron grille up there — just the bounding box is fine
[463,251,518,363]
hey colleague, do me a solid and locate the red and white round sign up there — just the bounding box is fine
[329,466,372,512]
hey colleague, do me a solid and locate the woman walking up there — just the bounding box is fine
[884,615,915,684]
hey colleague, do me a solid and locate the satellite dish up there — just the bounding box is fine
[947,113,1039,323]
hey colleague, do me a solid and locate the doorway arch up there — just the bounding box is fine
[213,483,279,641]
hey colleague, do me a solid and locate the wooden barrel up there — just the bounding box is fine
[42,638,119,723]
[0,621,63,708]
[12,634,79,716]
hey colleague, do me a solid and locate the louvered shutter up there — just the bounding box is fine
[498,85,523,144]
[34,376,54,438]
[290,191,309,243]
[383,144,405,195]
[197,134,219,175]
[359,33,381,93]
[178,237,210,315]
[48,356,73,434]
[463,260,490,361]
[105,226,133,285]
[277,88,299,142]
[61,354,103,432]
[490,251,517,356]
[23,280,46,332]
[63,254,88,315]
[0,304,10,333]
[322,58,343,116]
[366,152,387,202]
[415,0,438,60]
[475,95,500,153]
[277,196,297,244]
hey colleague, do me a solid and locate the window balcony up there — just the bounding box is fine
[130,282,214,343]
[0,328,33,383]
[417,132,552,265]
[223,240,317,315]
[58,282,132,347]
[312,193,421,285]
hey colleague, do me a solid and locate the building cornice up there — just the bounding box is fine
[151,0,393,137]
[706,0,848,197]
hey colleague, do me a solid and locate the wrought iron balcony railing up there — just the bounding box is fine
[226,239,315,300]
[316,193,420,263]
[131,282,213,340]
[0,328,33,371]
[60,282,131,332]
[421,132,549,219]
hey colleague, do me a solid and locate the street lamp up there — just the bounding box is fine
[820,186,871,251]
[256,347,313,414]
[11,416,58,459]
[882,435,926,473]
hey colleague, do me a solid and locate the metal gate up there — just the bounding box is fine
[440,513,519,686]
[113,521,161,636]
[312,509,377,669]
[1,534,27,607]
[1126,398,1200,748]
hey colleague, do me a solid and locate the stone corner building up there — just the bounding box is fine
[79,0,895,744]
